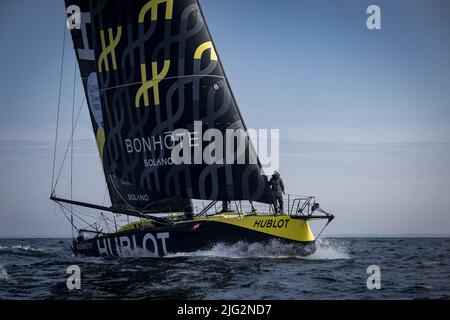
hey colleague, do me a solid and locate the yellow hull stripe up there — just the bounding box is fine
[199,215,315,242]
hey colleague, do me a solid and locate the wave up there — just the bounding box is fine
[0,265,9,281]
[0,244,66,258]
[166,239,350,260]
[0,245,42,252]
[10,245,41,252]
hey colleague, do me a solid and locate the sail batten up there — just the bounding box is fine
[97,74,226,92]
[66,0,274,207]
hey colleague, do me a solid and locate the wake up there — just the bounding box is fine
[166,239,350,260]
[0,245,42,252]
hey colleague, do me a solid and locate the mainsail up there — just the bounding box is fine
[66,0,273,210]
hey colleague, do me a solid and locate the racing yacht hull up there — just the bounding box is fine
[73,215,317,257]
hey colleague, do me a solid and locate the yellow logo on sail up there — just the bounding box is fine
[194,41,217,61]
[135,60,170,108]
[139,0,173,22]
[96,127,105,160]
[98,27,122,73]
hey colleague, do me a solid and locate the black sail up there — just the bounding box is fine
[66,0,192,213]
[65,0,273,207]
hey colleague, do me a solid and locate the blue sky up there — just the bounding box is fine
[0,0,450,236]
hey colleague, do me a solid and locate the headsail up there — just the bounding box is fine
[66,0,273,206]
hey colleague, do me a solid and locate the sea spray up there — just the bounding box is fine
[166,239,348,259]
[0,265,9,281]
[304,238,350,260]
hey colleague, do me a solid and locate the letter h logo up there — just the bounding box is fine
[98,26,122,73]
[135,60,170,108]
[139,0,174,22]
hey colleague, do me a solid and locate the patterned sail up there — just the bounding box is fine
[65,0,273,207]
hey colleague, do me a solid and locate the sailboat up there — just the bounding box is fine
[51,0,334,257]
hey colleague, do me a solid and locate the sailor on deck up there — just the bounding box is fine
[269,171,285,213]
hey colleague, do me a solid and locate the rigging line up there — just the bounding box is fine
[315,220,331,241]
[51,24,67,195]
[61,200,126,229]
[57,203,79,232]
[96,74,225,92]
[71,205,117,225]
[108,175,143,215]
[313,209,334,240]
[72,210,111,229]
[68,204,97,216]
[52,96,85,194]
[101,213,111,233]
[70,208,99,220]
[70,58,77,240]
[67,204,100,217]
[102,186,108,206]
[101,215,117,229]
[59,203,98,232]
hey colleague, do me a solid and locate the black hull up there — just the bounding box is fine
[73,220,316,257]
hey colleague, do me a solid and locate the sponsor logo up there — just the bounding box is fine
[96,232,169,257]
[143,157,174,167]
[125,132,178,153]
[253,219,290,229]
[124,120,280,172]
[127,193,149,202]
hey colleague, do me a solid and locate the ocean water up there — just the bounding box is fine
[0,237,449,299]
